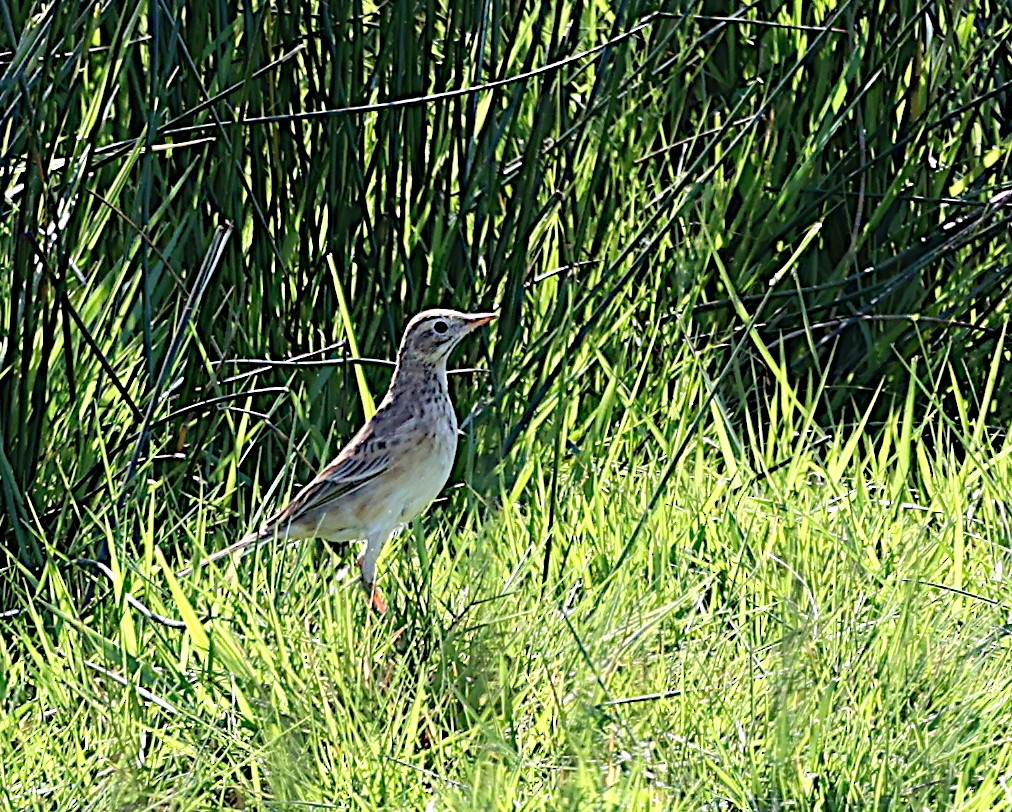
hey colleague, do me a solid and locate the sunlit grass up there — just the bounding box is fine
[5,338,1012,808]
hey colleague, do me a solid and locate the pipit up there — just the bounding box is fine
[188,308,495,611]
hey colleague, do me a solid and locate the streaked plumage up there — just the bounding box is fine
[185,308,495,611]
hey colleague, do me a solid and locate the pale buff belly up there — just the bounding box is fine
[386,429,457,526]
[294,429,456,541]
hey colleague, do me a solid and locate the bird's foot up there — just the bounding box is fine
[357,560,387,614]
[361,580,388,614]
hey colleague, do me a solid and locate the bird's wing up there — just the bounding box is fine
[270,446,392,522]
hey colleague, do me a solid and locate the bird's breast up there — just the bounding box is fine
[392,411,457,523]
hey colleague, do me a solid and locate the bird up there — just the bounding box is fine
[182,308,496,612]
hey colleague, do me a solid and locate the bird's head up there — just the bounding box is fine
[397,308,496,368]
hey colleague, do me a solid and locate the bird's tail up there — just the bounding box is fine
[175,528,267,578]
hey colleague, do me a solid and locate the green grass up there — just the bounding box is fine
[4,0,1012,808]
[5,342,1012,809]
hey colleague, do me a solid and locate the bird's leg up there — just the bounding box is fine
[357,533,388,613]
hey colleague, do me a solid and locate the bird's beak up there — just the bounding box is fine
[465,312,498,329]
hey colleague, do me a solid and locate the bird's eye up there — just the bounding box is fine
[433,320,449,335]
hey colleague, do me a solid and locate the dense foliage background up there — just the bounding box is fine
[3,0,1012,808]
